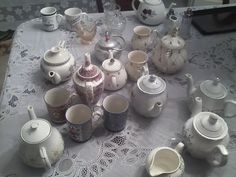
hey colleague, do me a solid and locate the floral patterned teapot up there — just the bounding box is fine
[185,73,236,117]
[73,53,104,105]
[132,0,175,25]
[41,41,76,84]
[19,106,64,168]
[152,27,187,74]
[183,97,229,167]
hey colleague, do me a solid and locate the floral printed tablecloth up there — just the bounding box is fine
[1,8,236,177]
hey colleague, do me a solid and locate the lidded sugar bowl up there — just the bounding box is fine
[101,50,127,91]
[19,106,64,168]
[131,74,167,117]
[152,27,187,74]
[94,31,126,62]
[40,41,76,84]
[183,97,229,167]
[73,52,105,105]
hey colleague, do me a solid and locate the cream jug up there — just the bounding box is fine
[132,0,176,25]
[19,106,64,168]
[183,97,229,167]
[185,73,236,117]
[146,142,185,177]
[41,41,76,84]
[131,74,167,118]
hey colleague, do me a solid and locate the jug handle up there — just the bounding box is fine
[39,146,51,169]
[207,144,228,167]
[224,99,236,118]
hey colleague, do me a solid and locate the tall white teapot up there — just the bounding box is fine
[132,0,175,25]
[19,106,64,168]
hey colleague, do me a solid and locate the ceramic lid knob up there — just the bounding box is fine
[208,115,218,125]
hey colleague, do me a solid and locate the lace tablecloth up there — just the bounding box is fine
[1,9,236,177]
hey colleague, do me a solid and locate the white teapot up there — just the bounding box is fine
[41,41,76,84]
[132,0,175,25]
[152,27,187,74]
[183,97,229,167]
[19,106,64,168]
[131,74,167,118]
[185,73,236,117]
[101,50,127,91]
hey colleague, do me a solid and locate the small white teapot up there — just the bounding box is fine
[183,97,229,167]
[131,74,167,118]
[41,41,76,84]
[146,142,185,177]
[132,0,175,25]
[185,73,236,117]
[101,50,127,91]
[19,106,64,168]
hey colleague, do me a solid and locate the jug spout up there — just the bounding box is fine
[28,105,37,120]
[185,73,196,97]
[48,71,61,85]
[191,97,202,117]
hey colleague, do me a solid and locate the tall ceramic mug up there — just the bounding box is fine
[40,7,63,31]
[131,26,157,51]
[125,50,149,81]
[44,87,79,123]
[65,104,100,142]
[101,94,129,132]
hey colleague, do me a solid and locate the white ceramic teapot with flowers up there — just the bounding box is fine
[101,50,127,91]
[131,74,167,117]
[73,52,105,106]
[41,41,76,84]
[183,97,229,167]
[132,0,176,25]
[19,106,64,168]
[185,73,236,117]
[152,27,187,74]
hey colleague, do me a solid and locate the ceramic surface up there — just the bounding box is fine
[152,27,187,74]
[73,52,104,106]
[131,74,167,117]
[146,142,185,177]
[125,50,149,81]
[40,7,63,31]
[40,41,76,84]
[132,0,175,25]
[19,106,64,168]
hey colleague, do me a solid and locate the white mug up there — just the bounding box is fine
[40,7,63,31]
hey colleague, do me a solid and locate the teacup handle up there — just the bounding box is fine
[56,14,64,25]
[207,144,228,167]
[69,93,81,107]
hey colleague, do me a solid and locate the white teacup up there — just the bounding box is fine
[125,50,149,81]
[40,7,63,31]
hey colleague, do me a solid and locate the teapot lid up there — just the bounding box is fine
[98,31,120,50]
[144,0,161,5]
[200,78,227,99]
[193,112,228,140]
[77,52,99,78]
[102,50,121,72]
[162,28,185,50]
[138,74,166,94]
[21,119,51,144]
[44,41,70,65]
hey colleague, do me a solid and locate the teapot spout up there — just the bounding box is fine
[28,105,37,120]
[185,73,196,97]
[48,71,61,85]
[191,97,202,117]
[148,102,163,116]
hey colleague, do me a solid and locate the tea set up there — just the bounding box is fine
[18,2,233,174]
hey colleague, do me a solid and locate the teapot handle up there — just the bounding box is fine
[132,0,138,12]
[39,146,51,169]
[85,82,94,106]
[207,144,228,167]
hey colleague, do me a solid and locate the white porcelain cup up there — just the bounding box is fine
[126,50,149,81]
[64,7,87,31]
[44,87,80,123]
[40,7,63,31]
